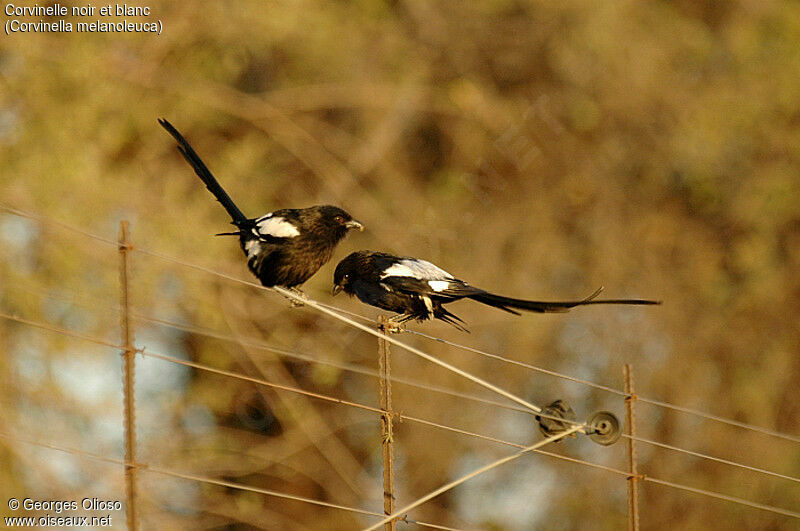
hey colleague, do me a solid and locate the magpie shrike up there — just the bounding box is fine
[333,251,660,331]
[159,118,363,288]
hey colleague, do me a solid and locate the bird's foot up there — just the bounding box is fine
[286,287,308,307]
[378,316,406,334]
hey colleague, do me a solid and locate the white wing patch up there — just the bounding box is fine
[381,259,454,281]
[256,215,300,238]
[422,295,434,315]
[428,280,451,292]
[245,239,261,258]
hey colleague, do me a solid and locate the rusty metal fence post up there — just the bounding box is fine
[377,316,397,530]
[119,221,138,530]
[624,363,640,531]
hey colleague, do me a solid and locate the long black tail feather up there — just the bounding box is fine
[469,287,661,314]
[159,118,248,226]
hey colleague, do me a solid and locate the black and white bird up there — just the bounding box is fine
[333,251,660,331]
[159,118,363,289]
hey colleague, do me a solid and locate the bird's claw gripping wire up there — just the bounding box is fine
[378,316,406,334]
[283,287,308,307]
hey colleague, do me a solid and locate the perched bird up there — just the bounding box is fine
[333,251,660,331]
[159,118,363,289]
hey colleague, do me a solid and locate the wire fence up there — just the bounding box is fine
[1,202,799,528]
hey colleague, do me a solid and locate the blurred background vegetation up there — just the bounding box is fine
[1,1,799,529]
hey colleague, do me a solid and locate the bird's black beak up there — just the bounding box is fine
[345,220,364,231]
[332,284,343,296]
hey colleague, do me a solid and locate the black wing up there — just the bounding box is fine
[380,275,484,300]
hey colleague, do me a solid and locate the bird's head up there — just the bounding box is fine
[311,205,363,237]
[332,252,361,296]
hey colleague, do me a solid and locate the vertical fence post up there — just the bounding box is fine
[624,363,640,531]
[377,316,396,531]
[119,221,138,530]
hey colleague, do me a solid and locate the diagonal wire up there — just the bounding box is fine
[2,313,799,521]
[362,425,583,531]
[5,274,800,486]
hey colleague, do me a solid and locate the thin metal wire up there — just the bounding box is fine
[623,434,800,485]
[138,345,618,478]
[273,286,553,417]
[145,468,384,517]
[0,311,123,350]
[0,203,118,247]
[641,476,800,520]
[0,432,456,529]
[635,396,800,444]
[4,202,797,444]
[140,346,384,414]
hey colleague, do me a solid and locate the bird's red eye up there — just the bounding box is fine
[334,215,344,223]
